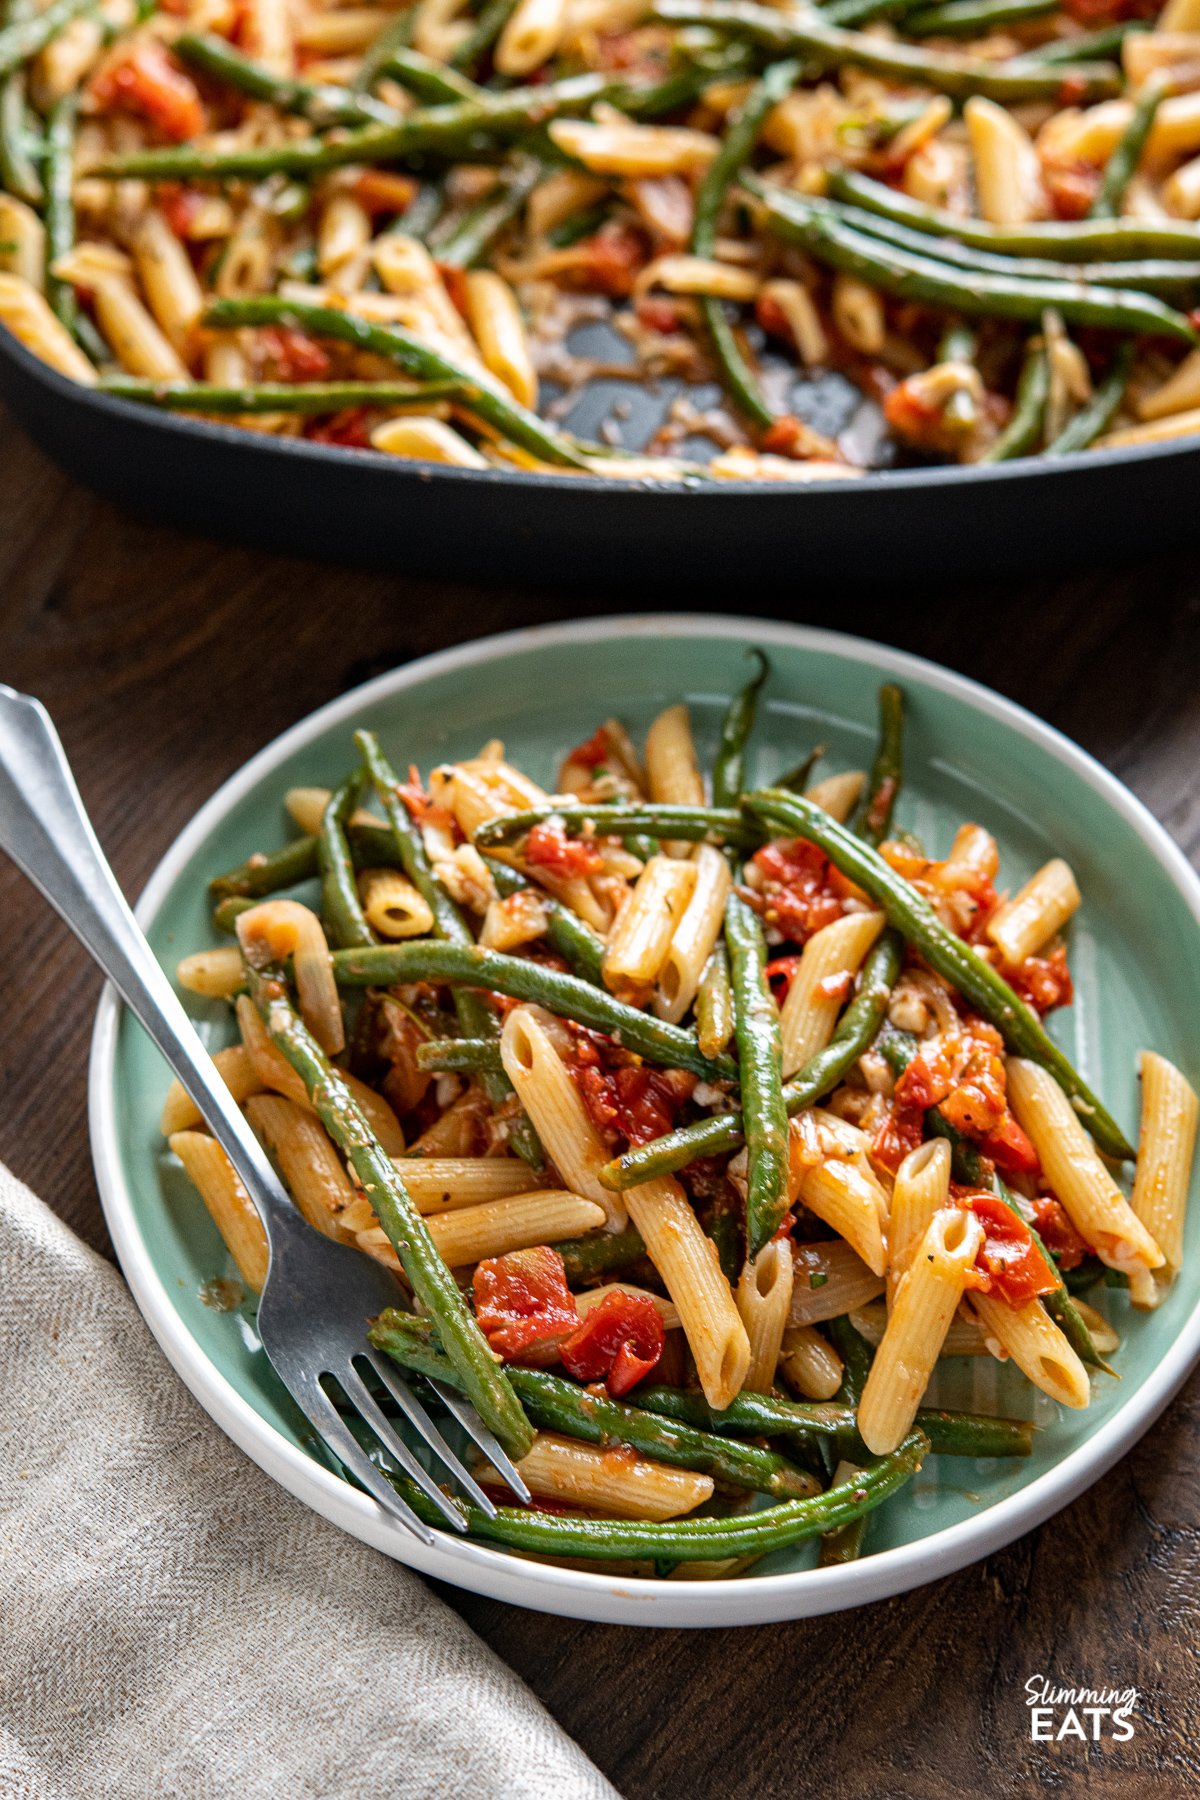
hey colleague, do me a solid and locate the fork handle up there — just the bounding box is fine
[0,685,300,1251]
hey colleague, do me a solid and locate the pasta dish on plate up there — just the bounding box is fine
[158,656,1198,1573]
[2,0,1200,475]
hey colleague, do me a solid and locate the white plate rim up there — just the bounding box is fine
[88,611,1200,1629]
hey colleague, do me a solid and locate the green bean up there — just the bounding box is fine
[726,892,789,1257]
[415,1036,505,1074]
[44,93,76,335]
[744,787,1135,1159]
[211,833,323,898]
[98,377,466,414]
[319,774,374,949]
[372,1311,822,1499]
[637,1386,1034,1457]
[935,320,979,432]
[483,856,606,985]
[746,177,1198,344]
[431,154,542,266]
[980,340,1048,462]
[691,60,799,427]
[212,895,256,933]
[244,964,533,1460]
[354,730,544,1170]
[385,1431,929,1560]
[703,1203,742,1284]
[332,939,738,1082]
[776,746,825,792]
[398,177,446,242]
[811,191,1200,298]
[904,0,1055,36]
[829,166,1200,261]
[381,45,481,104]
[204,295,591,469]
[1030,22,1145,63]
[0,0,40,205]
[93,72,610,179]
[547,200,609,247]
[855,682,903,848]
[1091,73,1166,221]
[696,942,735,1057]
[451,0,519,72]
[176,32,403,127]
[0,0,93,79]
[819,1467,869,1565]
[553,1224,647,1280]
[826,1313,874,1405]
[603,927,902,1188]
[1045,340,1134,455]
[654,0,1121,102]
[475,801,757,850]
[823,0,921,26]
[712,650,770,810]
[353,9,419,93]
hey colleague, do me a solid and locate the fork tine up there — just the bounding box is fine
[338,1363,468,1533]
[297,1379,440,1547]
[429,1378,533,1505]
[361,1348,498,1519]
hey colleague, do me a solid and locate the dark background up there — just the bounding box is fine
[2,398,1198,1798]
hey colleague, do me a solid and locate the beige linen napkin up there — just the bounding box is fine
[0,1164,619,1800]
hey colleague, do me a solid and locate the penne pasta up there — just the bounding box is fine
[512,1432,714,1520]
[778,1324,843,1400]
[644,703,705,854]
[799,1158,887,1277]
[858,1207,984,1453]
[886,1138,951,1306]
[986,858,1081,967]
[246,1092,355,1240]
[603,853,697,1005]
[500,1005,628,1228]
[968,1290,1091,1409]
[389,1156,540,1213]
[1007,1057,1164,1276]
[736,1239,794,1391]
[159,1043,263,1135]
[176,946,245,998]
[169,1129,268,1292]
[425,1189,606,1265]
[1128,1050,1198,1306]
[654,844,732,1023]
[778,909,884,1078]
[357,867,436,939]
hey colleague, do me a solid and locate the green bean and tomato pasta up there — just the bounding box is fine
[165,658,1195,1569]
[5,0,1200,474]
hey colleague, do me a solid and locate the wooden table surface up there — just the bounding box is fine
[3,400,1199,1800]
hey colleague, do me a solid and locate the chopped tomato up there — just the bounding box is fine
[1032,1196,1089,1271]
[979,1110,1040,1178]
[258,324,331,383]
[575,221,649,298]
[1004,943,1074,1015]
[961,1191,1059,1306]
[749,838,847,942]
[437,262,471,322]
[396,764,433,822]
[755,291,791,342]
[1063,0,1156,21]
[568,1033,693,1148]
[157,183,205,240]
[765,953,802,1001]
[1042,159,1102,221]
[560,1291,665,1396]
[306,406,371,448]
[759,415,827,460]
[91,42,206,142]
[473,1246,579,1362]
[884,377,943,445]
[352,169,418,216]
[636,295,682,334]
[525,819,605,878]
[565,726,612,771]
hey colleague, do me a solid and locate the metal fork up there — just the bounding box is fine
[0,685,530,1545]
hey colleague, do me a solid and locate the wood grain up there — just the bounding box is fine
[2,404,1198,1799]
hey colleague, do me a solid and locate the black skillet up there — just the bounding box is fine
[0,320,1192,589]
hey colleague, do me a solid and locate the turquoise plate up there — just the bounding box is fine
[89,616,1200,1627]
